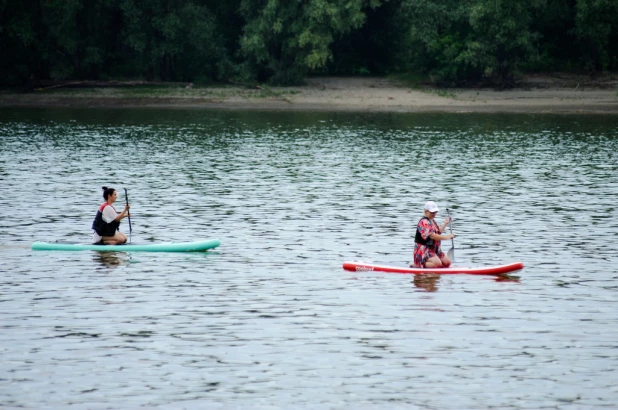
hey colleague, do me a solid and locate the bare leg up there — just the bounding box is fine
[439,254,452,267]
[424,256,444,268]
[102,232,128,245]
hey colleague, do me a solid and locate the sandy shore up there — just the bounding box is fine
[2,76,617,114]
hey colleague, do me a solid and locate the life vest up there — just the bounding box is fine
[414,217,438,246]
[92,203,120,236]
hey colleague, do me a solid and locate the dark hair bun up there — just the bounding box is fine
[101,186,115,200]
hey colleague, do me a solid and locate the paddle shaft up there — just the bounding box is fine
[446,208,454,262]
[124,188,132,242]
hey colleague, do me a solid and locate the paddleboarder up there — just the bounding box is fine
[92,186,130,245]
[412,201,454,268]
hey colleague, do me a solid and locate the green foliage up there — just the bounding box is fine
[395,0,476,85]
[574,0,618,73]
[119,0,232,81]
[1,0,617,87]
[395,0,545,87]
[238,0,381,85]
[466,0,545,87]
[326,0,406,75]
[0,0,37,84]
[529,0,576,71]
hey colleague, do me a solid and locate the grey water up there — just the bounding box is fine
[1,107,617,409]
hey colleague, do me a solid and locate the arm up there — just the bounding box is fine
[114,204,130,222]
[429,217,454,240]
[429,232,455,241]
[439,216,451,233]
[102,205,129,223]
[418,218,454,242]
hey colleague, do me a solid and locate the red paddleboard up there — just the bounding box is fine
[342,261,524,276]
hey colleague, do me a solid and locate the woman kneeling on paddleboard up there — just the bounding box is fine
[92,186,130,245]
[412,201,455,268]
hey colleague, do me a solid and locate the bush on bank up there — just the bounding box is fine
[1,0,617,89]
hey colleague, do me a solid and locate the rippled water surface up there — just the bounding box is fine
[1,108,618,409]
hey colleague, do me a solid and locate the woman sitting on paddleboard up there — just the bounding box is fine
[412,201,455,268]
[92,186,130,245]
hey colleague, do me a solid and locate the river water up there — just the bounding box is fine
[1,108,617,409]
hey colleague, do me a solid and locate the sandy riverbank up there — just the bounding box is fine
[1,75,617,114]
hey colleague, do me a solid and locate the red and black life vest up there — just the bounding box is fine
[92,203,120,236]
[414,217,438,246]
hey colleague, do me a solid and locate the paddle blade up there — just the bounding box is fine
[447,247,455,263]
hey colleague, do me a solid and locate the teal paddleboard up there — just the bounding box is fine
[31,239,220,252]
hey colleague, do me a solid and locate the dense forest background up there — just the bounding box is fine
[1,0,617,88]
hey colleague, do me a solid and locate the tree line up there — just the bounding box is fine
[1,0,617,88]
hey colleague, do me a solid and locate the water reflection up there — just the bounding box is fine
[494,274,521,283]
[413,273,441,292]
[93,252,130,268]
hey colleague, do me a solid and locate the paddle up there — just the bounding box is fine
[446,208,454,263]
[124,188,132,243]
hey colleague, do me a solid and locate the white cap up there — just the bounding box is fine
[424,201,439,213]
